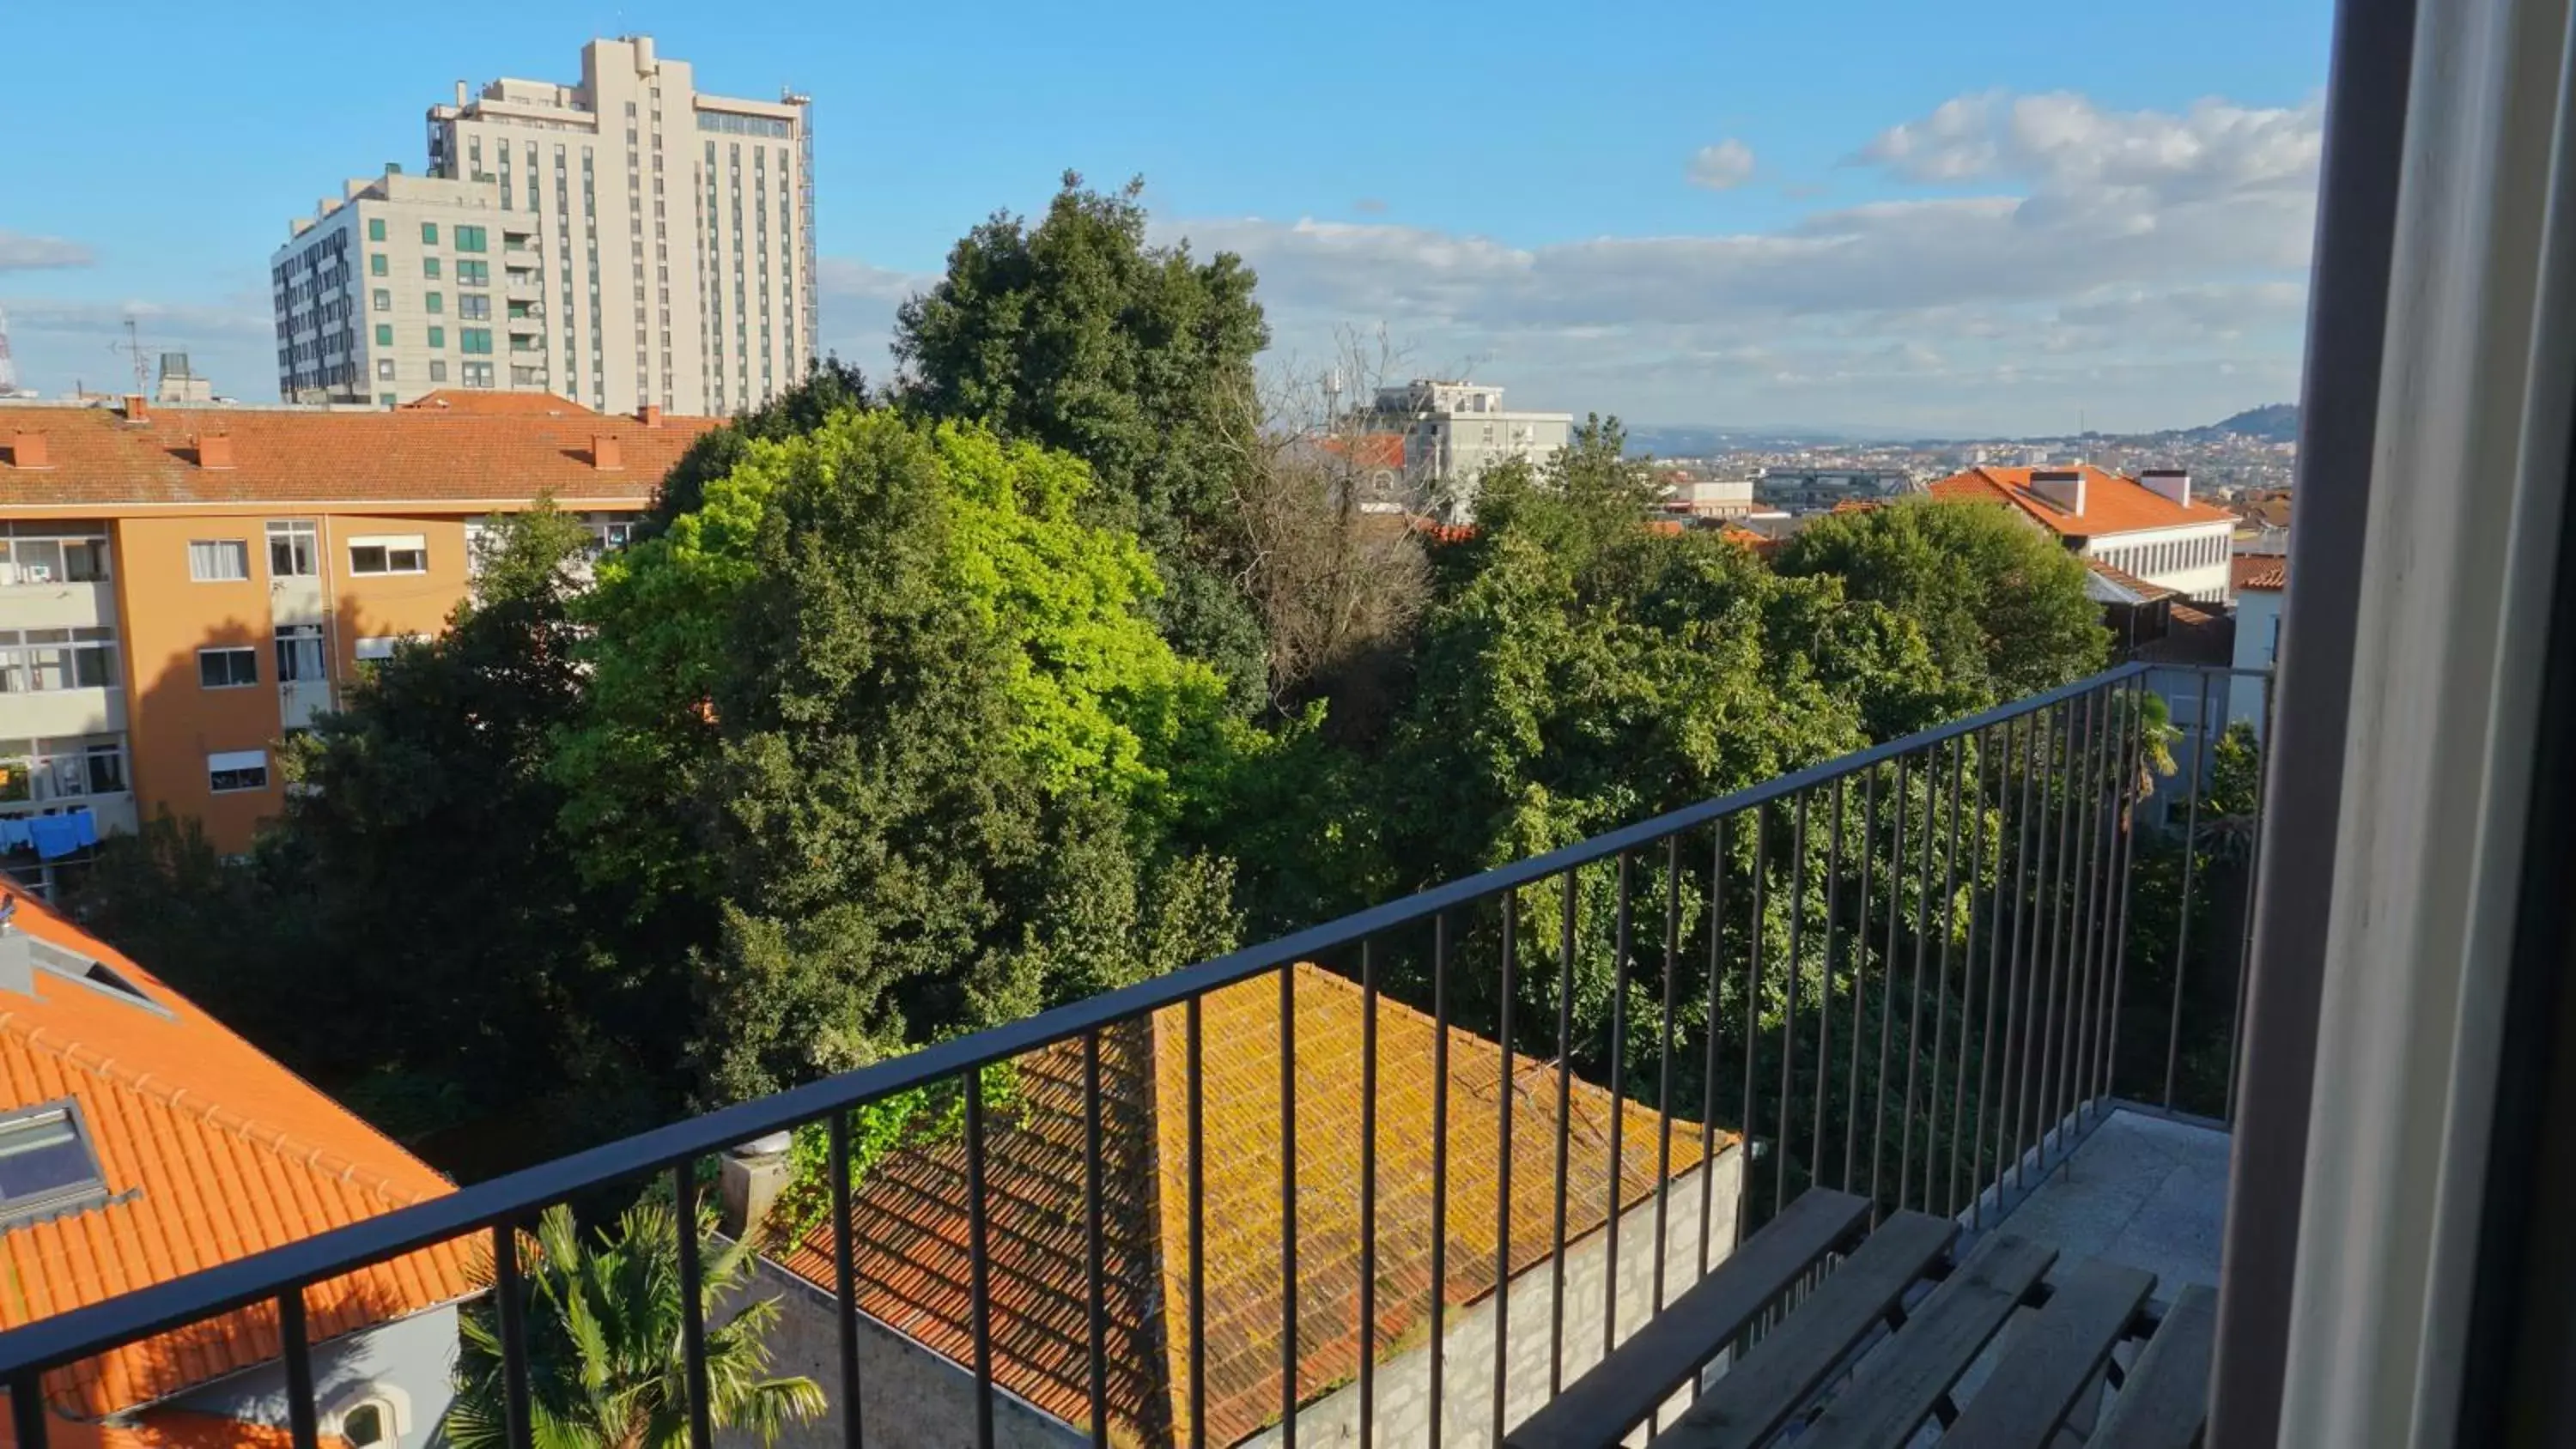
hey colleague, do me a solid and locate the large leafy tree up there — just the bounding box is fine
[1774,499,2109,709]
[447,1202,824,1449]
[895,173,1272,704]
[557,409,1247,1100]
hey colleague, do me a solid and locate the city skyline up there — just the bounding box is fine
[0,0,2330,433]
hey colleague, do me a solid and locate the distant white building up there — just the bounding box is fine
[1930,464,2239,604]
[2230,552,2287,737]
[1368,379,1572,520]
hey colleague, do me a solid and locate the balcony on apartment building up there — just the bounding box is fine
[0,662,2264,1449]
[0,525,135,849]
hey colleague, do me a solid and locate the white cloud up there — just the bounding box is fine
[816,257,933,305]
[1686,140,1757,191]
[1162,88,2320,432]
[0,232,94,272]
[3,297,271,339]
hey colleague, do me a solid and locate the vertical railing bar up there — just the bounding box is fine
[2081,680,2122,1125]
[1358,940,1381,1449]
[1604,859,1631,1360]
[1899,737,1942,1211]
[495,1216,534,1449]
[2064,687,2109,1140]
[1430,912,1454,1446]
[1494,904,1517,1445]
[2166,673,2214,1109]
[1971,714,2020,1230]
[1844,767,1876,1194]
[1188,997,1207,1448]
[9,1372,46,1449]
[1081,1036,1109,1449]
[2033,696,2081,1169]
[280,1287,321,1449]
[1947,724,1987,1219]
[2226,669,2273,1123]
[1742,811,1769,1236]
[1655,834,1681,1313]
[1280,961,1301,1449]
[2100,673,2148,1100]
[1775,789,1808,1220]
[674,1162,715,1449]
[1550,870,1577,1395]
[1698,817,1729,1283]
[1927,732,1965,1216]
[1815,778,1845,1200]
[963,1079,996,1449]
[2012,704,2057,1192]
[1869,755,1906,1220]
[2091,678,2136,1108]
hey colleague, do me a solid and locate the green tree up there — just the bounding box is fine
[1775,499,2110,711]
[447,1202,824,1449]
[558,409,1248,1101]
[895,173,1273,704]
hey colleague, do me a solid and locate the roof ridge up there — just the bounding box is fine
[0,1010,439,1212]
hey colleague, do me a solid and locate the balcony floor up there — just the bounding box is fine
[1993,1105,2231,1294]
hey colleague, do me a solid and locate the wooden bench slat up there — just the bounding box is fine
[1503,1187,1874,1449]
[2093,1283,2219,1449]
[1941,1258,2156,1449]
[1797,1234,2060,1449]
[1643,1210,1958,1449]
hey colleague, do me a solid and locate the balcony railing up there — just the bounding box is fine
[0,662,2266,1449]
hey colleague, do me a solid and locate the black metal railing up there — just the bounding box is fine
[0,663,2267,1449]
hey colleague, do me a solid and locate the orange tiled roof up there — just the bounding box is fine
[1928,465,2235,538]
[1,1406,350,1449]
[2084,556,2179,603]
[0,885,475,1419]
[1316,433,1406,471]
[0,403,720,510]
[2129,600,2236,667]
[779,963,1718,1446]
[2233,555,2287,591]
[398,389,598,416]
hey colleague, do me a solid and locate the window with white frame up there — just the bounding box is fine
[197,646,258,688]
[353,635,422,666]
[0,737,131,803]
[348,535,428,575]
[0,629,119,693]
[267,520,319,579]
[274,625,326,684]
[0,531,111,586]
[207,749,269,794]
[188,540,250,582]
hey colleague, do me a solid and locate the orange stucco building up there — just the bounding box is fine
[0,392,718,861]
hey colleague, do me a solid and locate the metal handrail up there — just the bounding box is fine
[0,660,2270,1449]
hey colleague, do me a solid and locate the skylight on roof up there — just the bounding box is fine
[0,1100,109,1227]
[27,937,164,1015]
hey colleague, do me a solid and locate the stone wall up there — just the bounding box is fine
[720,1253,1084,1449]
[1243,1146,1746,1449]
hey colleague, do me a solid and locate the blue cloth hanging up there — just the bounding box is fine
[0,817,32,852]
[28,815,79,860]
[69,809,96,847]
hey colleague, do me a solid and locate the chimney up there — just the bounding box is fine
[591,433,623,470]
[6,432,48,470]
[455,79,469,106]
[636,403,663,428]
[121,396,149,423]
[2029,467,2087,514]
[194,433,234,470]
[717,1131,795,1237]
[2139,468,2192,507]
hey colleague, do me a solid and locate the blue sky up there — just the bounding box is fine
[0,0,2331,434]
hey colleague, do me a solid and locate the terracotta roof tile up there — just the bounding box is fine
[0,885,474,1420]
[2084,557,2179,603]
[0,404,720,510]
[398,390,598,416]
[779,963,1719,1446]
[1928,465,2235,538]
[2233,555,2287,591]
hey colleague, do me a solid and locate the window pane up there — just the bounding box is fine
[189,541,248,582]
[26,647,66,692]
[74,646,114,689]
[350,546,386,573]
[86,748,125,796]
[0,1109,99,1206]
[62,542,107,583]
[343,1405,386,1447]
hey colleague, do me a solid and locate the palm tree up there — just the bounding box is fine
[445,1200,825,1449]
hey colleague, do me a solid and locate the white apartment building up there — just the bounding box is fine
[1369,379,1573,520]
[272,36,814,416]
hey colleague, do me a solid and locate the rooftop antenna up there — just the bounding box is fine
[106,317,149,397]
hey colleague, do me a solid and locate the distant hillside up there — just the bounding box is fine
[2191,403,2299,443]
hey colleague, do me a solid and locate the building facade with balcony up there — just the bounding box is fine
[0,394,714,859]
[1364,381,1573,522]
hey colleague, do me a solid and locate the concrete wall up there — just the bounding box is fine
[722,1253,1083,1449]
[169,1303,461,1447]
[2083,524,2234,604]
[1243,1147,1745,1449]
[2229,590,2281,738]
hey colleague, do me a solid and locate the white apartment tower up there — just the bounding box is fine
[272,37,815,415]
